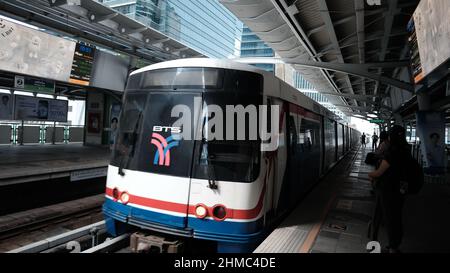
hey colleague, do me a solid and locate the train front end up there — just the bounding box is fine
[103,62,267,252]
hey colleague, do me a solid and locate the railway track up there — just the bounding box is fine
[7,221,129,253]
[0,195,104,252]
[7,222,212,253]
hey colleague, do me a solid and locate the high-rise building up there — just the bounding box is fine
[240,25,274,72]
[98,0,241,59]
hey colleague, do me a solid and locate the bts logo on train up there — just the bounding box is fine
[366,0,381,6]
[151,126,181,167]
[153,126,182,134]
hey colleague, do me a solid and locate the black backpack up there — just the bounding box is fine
[400,156,424,195]
[365,152,377,166]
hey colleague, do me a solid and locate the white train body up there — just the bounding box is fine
[103,59,360,252]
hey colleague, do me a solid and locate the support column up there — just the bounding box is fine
[417,92,431,111]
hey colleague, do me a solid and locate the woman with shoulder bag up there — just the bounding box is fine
[368,126,409,253]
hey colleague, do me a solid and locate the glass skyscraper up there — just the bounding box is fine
[98,0,241,59]
[240,25,274,72]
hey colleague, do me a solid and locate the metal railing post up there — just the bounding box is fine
[19,120,24,146]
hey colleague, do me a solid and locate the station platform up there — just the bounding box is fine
[255,147,450,253]
[0,144,111,186]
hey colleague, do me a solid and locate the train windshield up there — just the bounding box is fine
[111,91,199,177]
[127,67,223,90]
[111,68,263,183]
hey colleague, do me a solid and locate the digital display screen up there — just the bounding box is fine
[407,18,424,84]
[69,43,96,86]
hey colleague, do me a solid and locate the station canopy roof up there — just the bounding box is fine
[221,0,420,120]
[0,0,204,64]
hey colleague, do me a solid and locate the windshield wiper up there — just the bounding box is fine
[118,111,142,176]
[207,152,218,190]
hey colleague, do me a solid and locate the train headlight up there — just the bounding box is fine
[120,192,130,204]
[212,205,227,221]
[195,204,208,219]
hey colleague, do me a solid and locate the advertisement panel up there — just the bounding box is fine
[0,17,76,82]
[0,93,13,120]
[411,0,450,82]
[14,95,68,122]
[416,111,446,175]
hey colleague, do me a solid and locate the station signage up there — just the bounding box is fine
[14,75,55,94]
[370,119,385,124]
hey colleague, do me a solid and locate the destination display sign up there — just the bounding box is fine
[69,43,96,86]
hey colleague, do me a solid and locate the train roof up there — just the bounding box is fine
[131,58,348,125]
[131,58,271,76]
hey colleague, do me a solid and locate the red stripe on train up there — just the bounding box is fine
[105,184,266,220]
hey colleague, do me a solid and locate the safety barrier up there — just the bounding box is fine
[0,122,85,145]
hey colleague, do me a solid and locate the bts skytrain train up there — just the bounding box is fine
[103,59,360,253]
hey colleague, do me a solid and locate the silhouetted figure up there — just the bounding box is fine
[368,125,410,253]
[372,133,379,151]
[361,133,366,148]
[370,130,389,241]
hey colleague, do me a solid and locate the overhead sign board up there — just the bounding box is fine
[370,119,385,124]
[14,95,68,122]
[0,17,76,82]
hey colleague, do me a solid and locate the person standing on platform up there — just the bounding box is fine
[372,133,379,151]
[110,118,119,150]
[369,130,389,241]
[368,125,410,253]
[361,133,367,149]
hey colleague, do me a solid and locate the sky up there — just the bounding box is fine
[350,117,379,135]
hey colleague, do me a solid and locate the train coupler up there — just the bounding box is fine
[130,232,184,253]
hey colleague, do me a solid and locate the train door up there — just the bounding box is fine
[334,121,338,161]
[323,117,337,172]
[277,103,300,211]
[321,116,326,175]
[298,114,322,191]
[286,105,301,207]
[337,123,344,159]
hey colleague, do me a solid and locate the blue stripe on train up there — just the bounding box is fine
[103,198,266,244]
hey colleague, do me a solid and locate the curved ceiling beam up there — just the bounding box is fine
[289,61,414,93]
